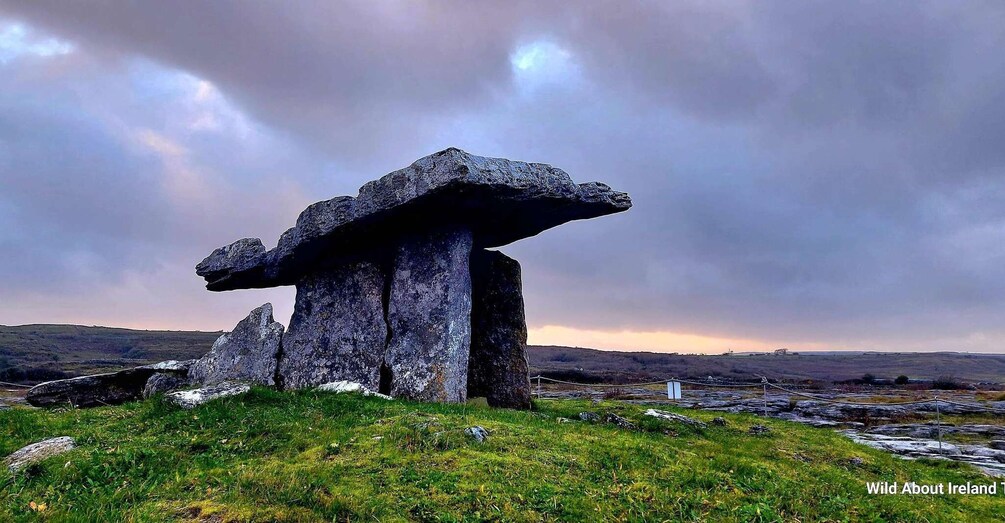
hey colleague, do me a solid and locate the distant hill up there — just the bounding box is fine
[3,324,1004,385]
[0,324,219,383]
[528,345,1005,384]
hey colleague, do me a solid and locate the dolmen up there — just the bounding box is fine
[27,148,631,410]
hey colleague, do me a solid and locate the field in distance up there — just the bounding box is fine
[3,324,1005,385]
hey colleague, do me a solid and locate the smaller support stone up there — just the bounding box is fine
[189,303,284,387]
[278,261,387,390]
[385,227,473,402]
[468,249,532,409]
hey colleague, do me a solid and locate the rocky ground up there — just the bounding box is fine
[537,384,1005,476]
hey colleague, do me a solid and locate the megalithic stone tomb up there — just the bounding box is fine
[196,148,631,408]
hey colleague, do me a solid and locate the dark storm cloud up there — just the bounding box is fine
[1,1,1004,350]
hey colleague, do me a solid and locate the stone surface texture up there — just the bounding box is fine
[189,304,284,387]
[196,148,632,291]
[4,436,76,473]
[643,409,708,429]
[467,250,531,409]
[165,381,251,409]
[278,263,386,390]
[26,361,192,408]
[143,373,190,399]
[385,228,473,402]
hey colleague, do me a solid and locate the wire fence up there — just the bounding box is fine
[0,380,33,389]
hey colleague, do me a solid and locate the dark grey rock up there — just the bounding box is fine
[197,148,632,291]
[278,262,386,390]
[465,426,489,443]
[711,417,727,426]
[579,411,600,422]
[467,250,531,409]
[4,436,75,473]
[749,425,772,435]
[603,413,637,430]
[385,227,472,403]
[189,304,284,387]
[195,237,268,290]
[26,360,192,408]
[143,373,189,398]
[165,381,251,409]
[990,440,1005,451]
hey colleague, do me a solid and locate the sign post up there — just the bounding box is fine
[667,381,681,401]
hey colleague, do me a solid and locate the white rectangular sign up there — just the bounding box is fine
[667,381,681,400]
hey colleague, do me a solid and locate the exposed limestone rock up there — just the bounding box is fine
[465,426,489,443]
[189,304,284,387]
[603,413,637,430]
[643,409,708,429]
[197,148,632,291]
[4,436,75,473]
[143,373,189,399]
[385,228,472,403]
[165,381,251,409]
[279,263,386,390]
[579,411,600,422]
[315,380,391,399]
[467,250,531,409]
[26,360,193,408]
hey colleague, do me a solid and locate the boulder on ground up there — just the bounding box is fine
[644,409,708,429]
[27,360,193,408]
[143,373,190,398]
[4,436,75,473]
[165,381,251,409]
[465,426,489,443]
[189,304,284,387]
[315,380,391,399]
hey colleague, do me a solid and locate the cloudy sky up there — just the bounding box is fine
[1,1,1004,353]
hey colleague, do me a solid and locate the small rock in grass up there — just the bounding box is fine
[465,426,489,443]
[579,411,599,422]
[165,381,250,409]
[711,417,727,426]
[315,380,391,399]
[643,409,708,429]
[556,417,573,423]
[603,413,637,430]
[848,457,865,466]
[749,425,771,435]
[4,436,75,473]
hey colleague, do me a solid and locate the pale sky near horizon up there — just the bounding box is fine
[1,2,1004,353]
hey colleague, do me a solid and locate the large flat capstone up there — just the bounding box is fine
[197,148,631,291]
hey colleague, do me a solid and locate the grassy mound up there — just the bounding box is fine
[2,389,1001,521]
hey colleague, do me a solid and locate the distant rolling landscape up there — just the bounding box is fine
[3,324,1004,385]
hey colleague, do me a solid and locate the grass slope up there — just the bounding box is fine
[2,391,1002,522]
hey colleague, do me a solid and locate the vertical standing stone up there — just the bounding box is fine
[468,250,532,409]
[189,303,285,387]
[278,261,387,390]
[385,227,473,402]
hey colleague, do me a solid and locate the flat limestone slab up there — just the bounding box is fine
[197,148,631,291]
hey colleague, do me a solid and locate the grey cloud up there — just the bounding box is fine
[1,2,1004,350]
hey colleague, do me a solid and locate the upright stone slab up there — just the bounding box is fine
[189,304,285,387]
[385,227,473,402]
[468,250,532,409]
[278,261,387,390]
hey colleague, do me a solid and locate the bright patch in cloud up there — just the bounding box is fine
[0,22,74,63]
[510,40,579,92]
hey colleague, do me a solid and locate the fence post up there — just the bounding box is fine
[536,376,542,397]
[935,396,942,454]
[761,377,769,417]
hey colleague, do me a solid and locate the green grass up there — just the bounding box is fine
[2,390,1003,522]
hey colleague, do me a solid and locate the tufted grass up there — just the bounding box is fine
[2,389,1003,522]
